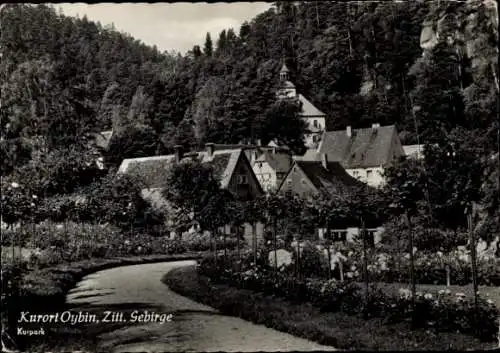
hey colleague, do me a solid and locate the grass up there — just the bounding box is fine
[164,266,499,351]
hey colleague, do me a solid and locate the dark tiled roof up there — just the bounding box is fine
[318,125,398,168]
[122,155,175,188]
[255,151,292,174]
[296,161,361,195]
[118,149,242,189]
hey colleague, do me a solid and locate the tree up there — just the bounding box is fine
[105,124,159,168]
[162,159,221,231]
[383,157,424,324]
[204,33,213,57]
[262,99,307,154]
[0,138,32,176]
[320,183,387,314]
[83,172,161,229]
[215,30,227,57]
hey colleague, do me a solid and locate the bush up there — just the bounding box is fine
[2,222,240,268]
[196,257,500,341]
[329,245,500,286]
[293,241,325,278]
[389,290,499,341]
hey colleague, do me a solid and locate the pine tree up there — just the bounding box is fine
[204,32,213,57]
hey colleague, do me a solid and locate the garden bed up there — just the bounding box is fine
[163,265,499,351]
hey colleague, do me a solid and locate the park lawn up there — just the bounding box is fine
[164,266,498,351]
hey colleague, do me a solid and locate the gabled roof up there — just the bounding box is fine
[317,125,398,168]
[254,151,291,174]
[403,144,424,159]
[280,63,290,73]
[297,94,326,117]
[278,160,361,195]
[294,148,320,162]
[94,130,113,150]
[118,149,243,190]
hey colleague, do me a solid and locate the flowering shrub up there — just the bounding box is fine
[2,222,241,267]
[292,241,326,277]
[197,255,500,341]
[388,289,499,340]
[324,245,500,286]
[268,249,293,270]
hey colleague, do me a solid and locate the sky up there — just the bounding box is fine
[55,2,272,54]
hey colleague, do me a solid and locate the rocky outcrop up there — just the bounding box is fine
[419,0,498,87]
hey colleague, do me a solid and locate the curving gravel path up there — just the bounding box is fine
[66,260,337,352]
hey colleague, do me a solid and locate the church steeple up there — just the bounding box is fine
[279,62,290,81]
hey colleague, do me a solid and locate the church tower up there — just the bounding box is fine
[275,59,327,149]
[279,62,290,81]
[277,61,296,99]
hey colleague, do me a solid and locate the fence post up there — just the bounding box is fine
[467,210,479,312]
[361,217,369,317]
[404,211,416,325]
[339,257,344,282]
[446,253,451,287]
[252,222,257,268]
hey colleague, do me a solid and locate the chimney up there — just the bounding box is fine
[173,145,183,163]
[346,126,352,137]
[321,153,328,170]
[372,123,380,129]
[205,142,215,157]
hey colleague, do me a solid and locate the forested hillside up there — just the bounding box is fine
[1,2,498,180]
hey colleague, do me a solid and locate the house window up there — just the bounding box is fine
[313,119,318,128]
[312,135,318,143]
[326,230,347,242]
[366,170,373,179]
[352,170,359,178]
[287,179,292,188]
[237,175,248,184]
[262,173,271,181]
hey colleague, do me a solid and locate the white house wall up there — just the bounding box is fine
[303,117,326,148]
[318,227,384,244]
[253,161,278,192]
[346,167,385,188]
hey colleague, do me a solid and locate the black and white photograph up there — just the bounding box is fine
[1,1,499,352]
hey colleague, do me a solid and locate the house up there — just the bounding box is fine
[277,153,361,199]
[252,147,293,192]
[93,130,113,151]
[298,124,405,188]
[91,130,113,169]
[276,63,327,149]
[277,154,383,243]
[118,143,264,201]
[403,144,424,160]
[215,141,293,192]
[117,144,265,241]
